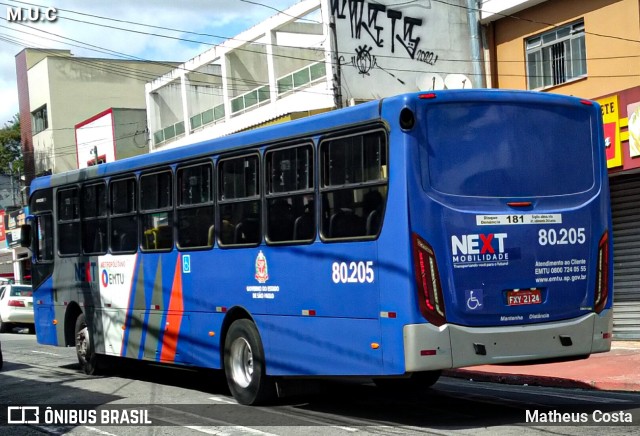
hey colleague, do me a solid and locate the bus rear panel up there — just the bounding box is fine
[400,91,612,370]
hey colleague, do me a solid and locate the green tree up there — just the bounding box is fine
[0,114,23,176]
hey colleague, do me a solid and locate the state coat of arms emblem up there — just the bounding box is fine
[254,250,269,283]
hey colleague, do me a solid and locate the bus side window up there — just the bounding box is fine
[57,187,81,255]
[81,182,107,255]
[140,170,174,251]
[265,143,315,244]
[177,162,214,250]
[218,154,261,247]
[320,130,388,240]
[110,177,138,254]
[37,214,54,262]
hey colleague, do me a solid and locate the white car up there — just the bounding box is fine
[0,285,34,333]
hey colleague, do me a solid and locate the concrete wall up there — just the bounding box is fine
[113,109,149,160]
[331,0,478,102]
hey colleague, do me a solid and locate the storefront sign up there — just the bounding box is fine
[596,95,622,168]
[627,102,640,158]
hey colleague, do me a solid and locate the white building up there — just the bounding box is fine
[148,0,483,150]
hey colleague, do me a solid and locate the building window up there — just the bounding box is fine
[32,105,48,135]
[526,21,586,90]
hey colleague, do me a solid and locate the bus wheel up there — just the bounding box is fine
[374,370,441,392]
[224,319,276,405]
[75,313,99,375]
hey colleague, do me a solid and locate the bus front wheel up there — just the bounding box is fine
[224,319,276,405]
[75,313,99,375]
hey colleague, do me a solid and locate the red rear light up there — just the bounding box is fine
[412,233,446,326]
[8,299,25,307]
[594,231,610,314]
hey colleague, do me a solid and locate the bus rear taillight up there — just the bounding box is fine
[594,231,609,314]
[412,233,446,326]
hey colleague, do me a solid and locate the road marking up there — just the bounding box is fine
[156,405,278,436]
[83,426,119,436]
[30,425,68,435]
[185,425,278,436]
[184,427,230,436]
[207,395,238,405]
[253,406,358,432]
[31,350,62,357]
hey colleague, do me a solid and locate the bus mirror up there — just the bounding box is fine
[20,224,32,249]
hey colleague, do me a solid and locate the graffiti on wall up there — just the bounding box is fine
[330,0,474,101]
[331,0,427,61]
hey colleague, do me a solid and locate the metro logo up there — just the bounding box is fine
[452,233,508,255]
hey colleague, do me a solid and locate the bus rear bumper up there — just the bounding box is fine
[404,310,612,372]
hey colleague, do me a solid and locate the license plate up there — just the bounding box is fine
[507,289,541,306]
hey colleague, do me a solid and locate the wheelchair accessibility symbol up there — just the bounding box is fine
[465,289,483,310]
[182,255,191,274]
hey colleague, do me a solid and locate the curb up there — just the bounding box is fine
[444,369,596,390]
[444,369,640,392]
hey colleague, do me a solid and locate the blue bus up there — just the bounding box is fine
[23,90,613,405]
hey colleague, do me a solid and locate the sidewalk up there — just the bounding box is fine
[444,342,640,392]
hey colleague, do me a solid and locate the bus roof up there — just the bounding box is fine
[30,89,597,192]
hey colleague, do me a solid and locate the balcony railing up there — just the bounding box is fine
[153,120,185,145]
[190,103,225,131]
[230,85,270,115]
[277,62,326,96]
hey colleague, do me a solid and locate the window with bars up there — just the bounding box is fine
[525,21,586,90]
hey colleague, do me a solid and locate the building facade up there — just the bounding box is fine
[482,0,640,339]
[75,108,149,169]
[15,49,177,183]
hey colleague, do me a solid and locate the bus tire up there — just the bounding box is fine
[224,319,276,405]
[374,370,441,392]
[74,313,99,375]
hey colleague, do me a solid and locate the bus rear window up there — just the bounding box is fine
[422,102,595,197]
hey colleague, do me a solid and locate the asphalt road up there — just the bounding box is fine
[1,331,640,435]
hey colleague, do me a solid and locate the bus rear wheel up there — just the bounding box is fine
[75,313,99,375]
[224,319,276,405]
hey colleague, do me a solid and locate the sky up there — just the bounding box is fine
[0,0,302,128]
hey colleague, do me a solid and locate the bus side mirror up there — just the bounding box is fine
[20,224,32,249]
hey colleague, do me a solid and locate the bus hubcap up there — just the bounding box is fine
[230,337,253,388]
[76,326,89,362]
